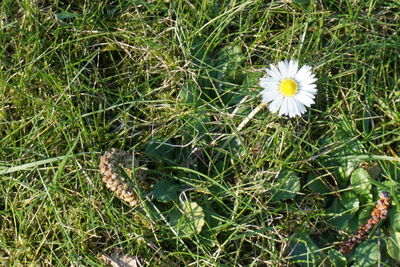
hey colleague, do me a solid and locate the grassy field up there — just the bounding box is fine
[1,0,399,266]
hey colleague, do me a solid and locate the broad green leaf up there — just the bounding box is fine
[327,249,346,267]
[361,193,373,204]
[215,44,243,84]
[382,179,397,189]
[191,38,212,67]
[350,168,372,197]
[271,171,300,201]
[202,201,221,229]
[190,38,213,90]
[227,136,244,156]
[198,202,222,247]
[293,0,311,5]
[306,174,331,193]
[351,239,379,267]
[317,149,359,187]
[347,204,373,233]
[180,84,201,105]
[358,206,374,226]
[329,214,352,230]
[287,233,324,266]
[153,180,180,203]
[169,201,205,237]
[336,159,359,184]
[55,11,80,20]
[387,228,400,261]
[328,198,353,229]
[366,163,381,179]
[318,122,365,186]
[341,191,360,213]
[390,208,400,232]
[214,45,245,105]
[182,113,210,144]
[144,139,176,164]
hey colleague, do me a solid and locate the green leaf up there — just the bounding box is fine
[180,84,201,105]
[306,174,331,193]
[327,249,347,267]
[271,171,301,201]
[287,233,324,266]
[55,11,80,20]
[190,38,213,90]
[202,201,221,229]
[351,239,379,267]
[227,136,245,156]
[350,168,372,197]
[390,208,400,233]
[293,0,311,5]
[191,38,212,67]
[330,214,352,231]
[182,113,210,143]
[358,206,373,225]
[215,44,243,83]
[341,191,360,213]
[347,214,361,233]
[328,198,353,229]
[387,228,400,261]
[144,139,176,164]
[169,201,205,237]
[213,45,246,105]
[333,139,363,184]
[318,122,365,186]
[198,202,222,247]
[153,180,180,203]
[336,159,359,185]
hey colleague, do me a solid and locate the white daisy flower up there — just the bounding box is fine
[259,59,317,118]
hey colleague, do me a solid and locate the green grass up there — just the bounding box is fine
[1,0,399,265]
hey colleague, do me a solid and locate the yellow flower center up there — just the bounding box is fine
[279,78,298,96]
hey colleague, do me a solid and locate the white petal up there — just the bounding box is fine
[300,82,317,90]
[294,65,312,81]
[301,77,317,85]
[261,90,279,103]
[288,60,299,78]
[294,94,314,107]
[287,98,297,117]
[299,84,317,94]
[277,61,288,77]
[298,90,316,100]
[300,88,317,94]
[290,97,302,117]
[269,95,284,113]
[295,99,306,115]
[260,79,279,89]
[267,64,282,81]
[293,99,306,116]
[279,98,289,116]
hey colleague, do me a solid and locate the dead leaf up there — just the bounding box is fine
[100,248,143,267]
